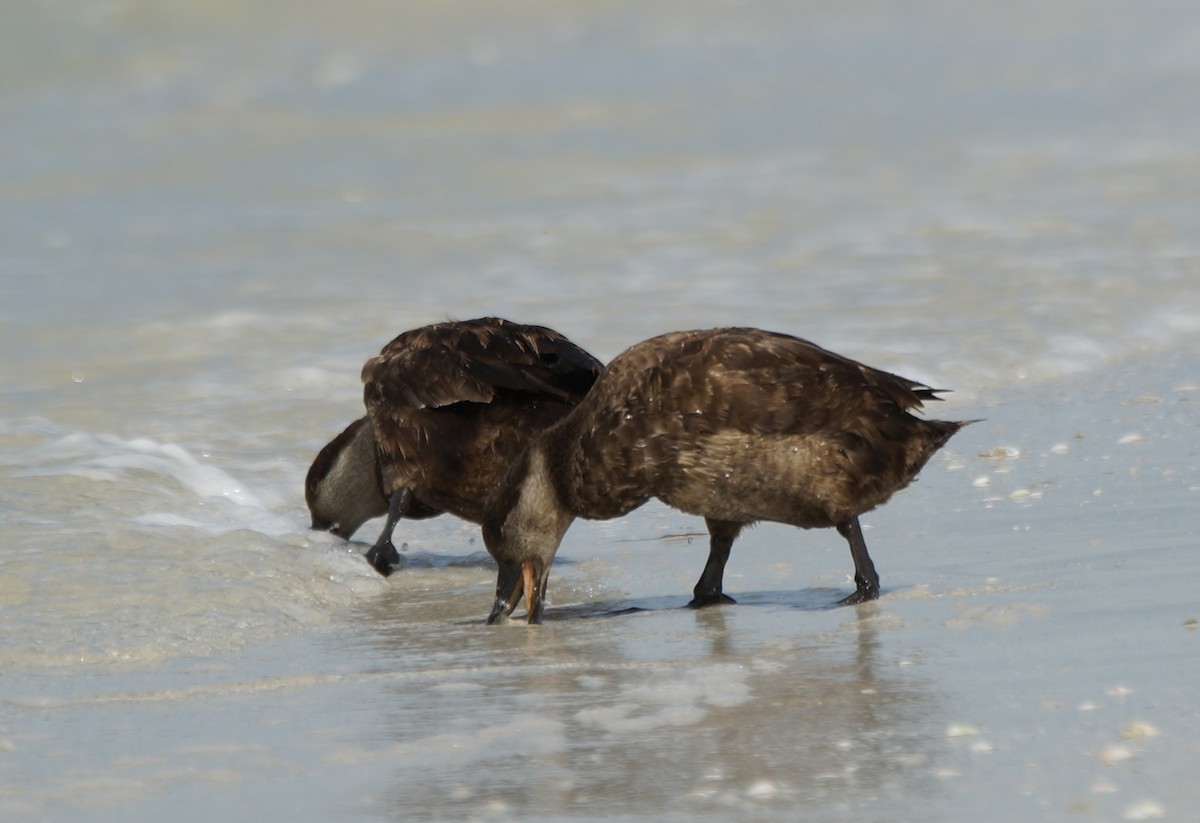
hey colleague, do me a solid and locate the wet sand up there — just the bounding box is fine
[3,1,1199,820]
[4,346,1196,822]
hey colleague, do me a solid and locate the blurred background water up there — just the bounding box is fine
[2,1,1199,820]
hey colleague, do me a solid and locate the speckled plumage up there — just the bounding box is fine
[483,327,969,623]
[305,318,603,575]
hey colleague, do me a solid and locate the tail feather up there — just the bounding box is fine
[929,417,977,449]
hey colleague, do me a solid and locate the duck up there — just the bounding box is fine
[304,317,604,576]
[482,327,970,624]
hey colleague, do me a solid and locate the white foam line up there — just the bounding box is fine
[18,430,269,508]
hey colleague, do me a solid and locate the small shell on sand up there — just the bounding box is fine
[1120,721,1160,740]
[1098,743,1133,765]
[945,723,980,738]
[745,780,778,799]
[1122,800,1166,820]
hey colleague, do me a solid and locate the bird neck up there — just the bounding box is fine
[483,441,574,563]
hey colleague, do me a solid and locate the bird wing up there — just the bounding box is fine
[362,317,602,415]
[613,328,945,438]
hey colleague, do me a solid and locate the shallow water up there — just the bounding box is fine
[3,1,1200,820]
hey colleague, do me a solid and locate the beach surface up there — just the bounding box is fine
[2,2,1198,820]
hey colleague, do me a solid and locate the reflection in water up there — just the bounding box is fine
[340,591,944,821]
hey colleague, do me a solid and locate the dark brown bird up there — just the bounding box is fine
[304,318,603,575]
[483,327,970,624]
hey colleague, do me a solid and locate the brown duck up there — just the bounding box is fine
[305,318,603,575]
[483,327,970,623]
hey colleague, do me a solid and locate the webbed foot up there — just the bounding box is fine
[687,592,737,609]
[837,584,879,606]
[365,540,403,577]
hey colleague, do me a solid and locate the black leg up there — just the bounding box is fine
[688,519,743,608]
[364,487,413,577]
[487,562,524,625]
[836,516,880,605]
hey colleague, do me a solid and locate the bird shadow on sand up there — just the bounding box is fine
[541,586,896,622]
[368,548,496,571]
[340,542,587,575]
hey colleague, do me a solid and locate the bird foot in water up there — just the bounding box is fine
[687,592,737,609]
[365,541,405,577]
[837,586,879,606]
